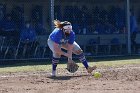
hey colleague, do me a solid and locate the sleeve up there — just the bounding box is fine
[68,31,75,44]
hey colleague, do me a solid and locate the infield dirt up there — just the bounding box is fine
[0,64,140,93]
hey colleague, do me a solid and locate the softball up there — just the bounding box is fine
[93,72,102,78]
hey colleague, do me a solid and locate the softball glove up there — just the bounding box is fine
[67,60,79,73]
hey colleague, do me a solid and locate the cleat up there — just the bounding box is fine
[51,70,56,77]
[87,66,97,73]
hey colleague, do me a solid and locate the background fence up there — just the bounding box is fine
[0,0,140,61]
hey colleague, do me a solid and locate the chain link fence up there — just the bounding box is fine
[0,0,139,61]
[54,0,128,56]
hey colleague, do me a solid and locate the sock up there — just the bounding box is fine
[52,57,60,71]
[78,53,89,69]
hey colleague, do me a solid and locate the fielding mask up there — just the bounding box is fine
[63,25,72,33]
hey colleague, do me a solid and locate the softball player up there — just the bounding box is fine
[48,20,96,76]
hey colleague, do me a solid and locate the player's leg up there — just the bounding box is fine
[73,42,96,73]
[62,42,96,73]
[48,39,61,76]
[51,53,61,76]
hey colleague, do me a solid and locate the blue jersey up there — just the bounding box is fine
[49,28,75,44]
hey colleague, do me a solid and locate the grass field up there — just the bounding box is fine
[0,56,140,73]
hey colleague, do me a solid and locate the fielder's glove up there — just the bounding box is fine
[67,60,79,73]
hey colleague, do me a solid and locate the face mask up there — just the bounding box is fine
[63,25,72,29]
[63,25,72,34]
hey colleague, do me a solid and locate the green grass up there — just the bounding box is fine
[0,57,140,73]
[0,65,51,73]
[92,59,140,67]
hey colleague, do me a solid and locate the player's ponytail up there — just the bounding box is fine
[54,20,63,28]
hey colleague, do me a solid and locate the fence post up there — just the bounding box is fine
[126,0,131,54]
[50,0,54,31]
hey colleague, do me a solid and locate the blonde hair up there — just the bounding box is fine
[53,20,71,29]
[54,20,63,28]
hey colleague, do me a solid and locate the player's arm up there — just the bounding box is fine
[67,43,73,61]
[67,32,75,61]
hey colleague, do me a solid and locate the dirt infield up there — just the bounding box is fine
[0,64,140,93]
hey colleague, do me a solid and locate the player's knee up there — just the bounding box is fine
[53,53,61,58]
[75,49,83,55]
